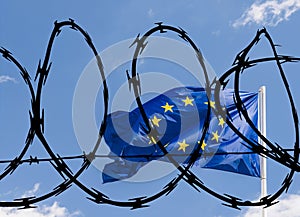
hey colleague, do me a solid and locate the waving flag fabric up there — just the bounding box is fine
[102,87,259,183]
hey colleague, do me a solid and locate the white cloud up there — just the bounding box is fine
[212,30,221,36]
[0,184,82,217]
[148,8,154,18]
[22,183,40,198]
[0,202,81,217]
[0,75,17,84]
[239,194,300,217]
[233,0,300,27]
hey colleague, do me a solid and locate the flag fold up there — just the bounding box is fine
[102,87,259,183]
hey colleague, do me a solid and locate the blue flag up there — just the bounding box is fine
[102,87,259,183]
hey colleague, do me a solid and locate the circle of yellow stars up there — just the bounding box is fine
[148,98,226,153]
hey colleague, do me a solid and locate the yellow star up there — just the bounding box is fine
[198,140,207,150]
[211,130,220,143]
[218,117,225,128]
[182,96,194,106]
[204,100,215,109]
[148,136,157,144]
[151,115,162,127]
[161,102,174,113]
[177,139,189,152]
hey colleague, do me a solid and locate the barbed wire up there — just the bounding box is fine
[0,19,299,210]
[128,23,300,210]
[0,148,295,165]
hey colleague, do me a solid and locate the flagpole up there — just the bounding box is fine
[259,86,267,217]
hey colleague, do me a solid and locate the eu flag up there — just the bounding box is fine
[102,87,259,183]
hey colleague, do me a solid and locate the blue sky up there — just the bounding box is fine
[1,1,300,216]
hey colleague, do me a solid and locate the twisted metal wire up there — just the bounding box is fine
[0,19,299,210]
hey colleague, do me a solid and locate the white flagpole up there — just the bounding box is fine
[259,86,267,217]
